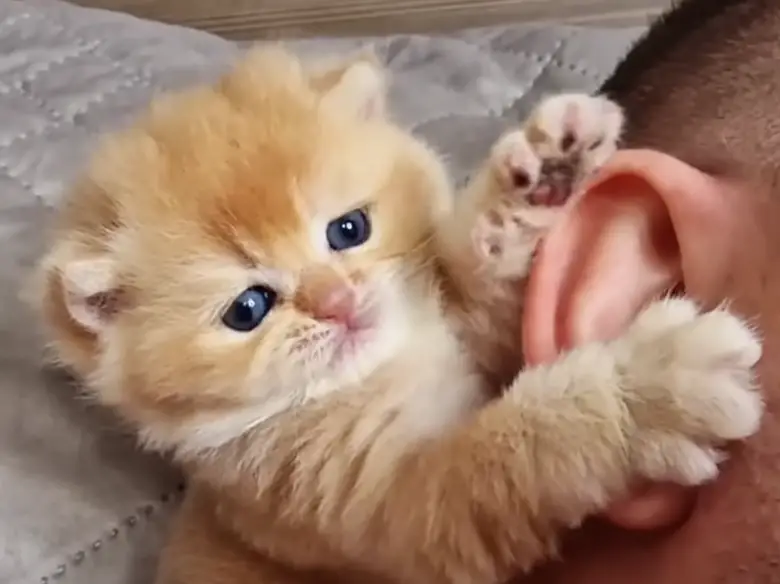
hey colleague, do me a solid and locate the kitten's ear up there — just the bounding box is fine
[311,50,387,120]
[59,254,121,334]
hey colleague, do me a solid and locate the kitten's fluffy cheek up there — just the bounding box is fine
[307,317,407,398]
[95,325,303,452]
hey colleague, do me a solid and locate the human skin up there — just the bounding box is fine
[517,0,780,581]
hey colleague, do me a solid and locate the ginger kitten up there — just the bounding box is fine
[35,47,763,584]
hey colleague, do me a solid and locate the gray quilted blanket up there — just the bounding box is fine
[0,1,643,583]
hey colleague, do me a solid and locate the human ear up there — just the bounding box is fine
[523,149,742,366]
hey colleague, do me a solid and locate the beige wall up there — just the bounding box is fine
[70,0,671,40]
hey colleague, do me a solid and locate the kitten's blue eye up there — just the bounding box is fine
[222,286,277,332]
[326,209,371,251]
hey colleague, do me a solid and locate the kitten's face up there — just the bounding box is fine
[38,49,452,452]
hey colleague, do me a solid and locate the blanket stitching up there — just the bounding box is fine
[409,35,567,132]
[504,31,607,123]
[0,80,62,125]
[0,62,150,195]
[383,34,557,130]
[519,34,571,99]
[20,9,184,578]
[485,49,602,80]
[0,161,34,192]
[438,33,576,189]
[0,84,151,198]
[551,58,601,79]
[490,36,566,116]
[11,39,103,93]
[0,18,152,160]
[487,48,601,79]
[37,483,186,584]
[0,11,32,32]
[0,5,166,211]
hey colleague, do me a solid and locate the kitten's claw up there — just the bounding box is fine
[620,298,763,486]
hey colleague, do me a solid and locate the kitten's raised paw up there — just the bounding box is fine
[492,93,624,207]
[470,94,623,276]
[621,298,764,486]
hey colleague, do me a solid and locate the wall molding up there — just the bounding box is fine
[71,0,672,40]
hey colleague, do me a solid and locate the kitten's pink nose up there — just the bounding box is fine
[296,269,358,327]
[313,286,357,325]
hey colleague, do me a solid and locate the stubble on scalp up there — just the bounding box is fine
[600,0,780,179]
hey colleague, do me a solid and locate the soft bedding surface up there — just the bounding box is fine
[0,2,644,582]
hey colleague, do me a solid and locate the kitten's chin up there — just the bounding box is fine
[304,316,408,401]
[329,322,378,365]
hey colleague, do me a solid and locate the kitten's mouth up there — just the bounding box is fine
[328,306,379,360]
[329,322,375,364]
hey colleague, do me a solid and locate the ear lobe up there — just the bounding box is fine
[313,51,387,120]
[523,149,737,366]
[61,255,121,334]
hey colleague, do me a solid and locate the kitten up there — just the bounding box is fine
[34,47,762,584]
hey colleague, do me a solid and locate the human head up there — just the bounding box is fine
[520,0,780,580]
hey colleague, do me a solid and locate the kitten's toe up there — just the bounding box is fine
[472,209,507,261]
[630,432,723,486]
[489,130,542,196]
[622,303,764,485]
[627,297,702,342]
[471,204,542,276]
[530,93,623,158]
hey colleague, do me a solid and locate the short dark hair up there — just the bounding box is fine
[601,0,766,97]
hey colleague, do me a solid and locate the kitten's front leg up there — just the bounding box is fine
[381,300,763,583]
[437,94,623,378]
